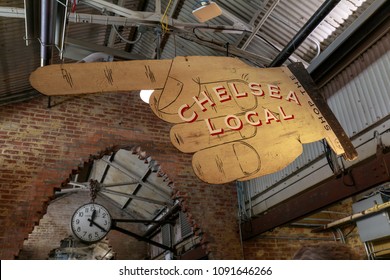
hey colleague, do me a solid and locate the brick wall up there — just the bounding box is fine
[0,93,242,260]
[2,91,366,260]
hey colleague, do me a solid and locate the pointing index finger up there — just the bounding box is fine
[30,59,172,96]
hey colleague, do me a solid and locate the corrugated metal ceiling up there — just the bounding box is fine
[0,0,374,105]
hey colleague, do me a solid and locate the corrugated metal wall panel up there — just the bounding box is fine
[244,35,278,66]
[217,0,263,23]
[0,16,41,103]
[162,35,222,58]
[66,3,112,49]
[244,141,324,198]
[127,0,159,57]
[322,32,390,136]
[158,0,371,63]
[242,31,390,214]
[169,0,249,56]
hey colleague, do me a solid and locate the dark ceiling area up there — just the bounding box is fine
[1,0,383,106]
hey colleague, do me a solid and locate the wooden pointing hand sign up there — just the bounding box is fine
[30,56,357,184]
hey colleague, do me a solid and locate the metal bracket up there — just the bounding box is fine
[112,221,174,252]
[375,130,385,156]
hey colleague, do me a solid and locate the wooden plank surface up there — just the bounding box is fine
[29,59,172,96]
[30,56,357,184]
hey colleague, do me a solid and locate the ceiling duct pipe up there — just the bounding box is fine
[40,0,58,66]
[268,0,341,67]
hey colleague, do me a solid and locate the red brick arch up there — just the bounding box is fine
[1,93,242,259]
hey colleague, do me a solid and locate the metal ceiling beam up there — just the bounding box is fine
[114,218,165,224]
[219,6,253,31]
[240,0,280,50]
[1,7,249,34]
[0,7,25,18]
[178,33,271,67]
[308,0,389,85]
[241,150,390,240]
[101,158,171,201]
[69,12,249,33]
[64,37,147,60]
[144,203,181,238]
[112,222,173,252]
[80,0,148,18]
[269,0,341,67]
[155,0,161,13]
[100,188,172,206]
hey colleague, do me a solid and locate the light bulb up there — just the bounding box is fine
[140,90,154,103]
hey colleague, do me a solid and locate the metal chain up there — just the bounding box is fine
[89,179,100,202]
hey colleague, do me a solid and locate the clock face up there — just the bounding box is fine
[71,203,112,243]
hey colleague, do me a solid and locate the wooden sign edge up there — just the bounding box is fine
[287,62,357,161]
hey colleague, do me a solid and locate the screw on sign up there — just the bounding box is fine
[30,56,357,184]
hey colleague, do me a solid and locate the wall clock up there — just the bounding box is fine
[71,203,112,243]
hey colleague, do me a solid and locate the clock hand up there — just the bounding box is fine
[87,218,108,232]
[89,209,96,227]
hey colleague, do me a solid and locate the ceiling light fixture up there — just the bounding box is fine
[192,1,222,23]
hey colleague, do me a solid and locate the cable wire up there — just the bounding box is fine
[112,24,143,45]
[161,0,173,35]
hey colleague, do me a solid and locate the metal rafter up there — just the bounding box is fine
[240,0,280,50]
[101,157,171,201]
[79,0,148,18]
[1,6,251,33]
[101,188,169,206]
[0,7,25,18]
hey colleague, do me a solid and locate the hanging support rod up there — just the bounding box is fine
[268,0,341,67]
[111,222,173,252]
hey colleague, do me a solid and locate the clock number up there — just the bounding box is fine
[76,219,80,224]
[78,212,84,217]
[102,213,106,218]
[88,233,93,240]
[95,232,99,237]
[104,220,108,226]
[77,227,81,232]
